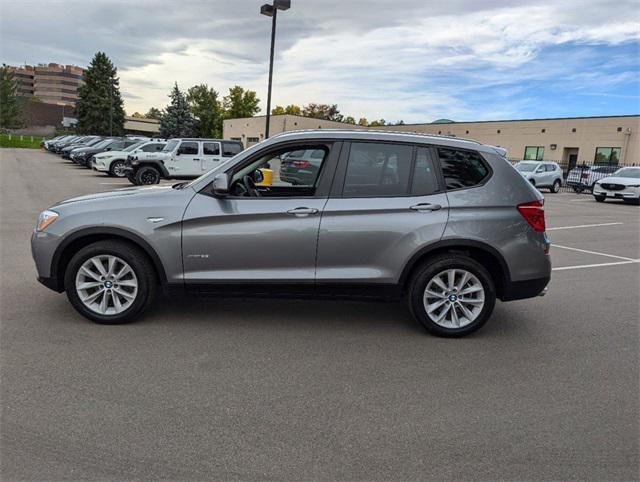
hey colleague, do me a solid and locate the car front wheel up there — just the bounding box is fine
[64,240,157,324]
[550,179,561,193]
[408,254,496,337]
[135,165,161,185]
[594,195,606,202]
[109,160,127,177]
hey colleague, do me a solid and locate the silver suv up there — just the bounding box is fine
[31,130,551,337]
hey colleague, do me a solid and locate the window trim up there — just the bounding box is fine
[594,146,621,166]
[523,146,545,161]
[203,141,221,156]
[432,146,493,193]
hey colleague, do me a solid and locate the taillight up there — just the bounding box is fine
[517,200,545,232]
[293,160,310,168]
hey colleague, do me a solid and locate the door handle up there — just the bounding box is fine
[193,158,200,161]
[410,203,442,211]
[286,207,319,217]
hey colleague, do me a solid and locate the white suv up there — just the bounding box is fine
[92,139,163,177]
[514,161,563,193]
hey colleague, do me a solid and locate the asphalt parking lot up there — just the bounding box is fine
[1,148,638,479]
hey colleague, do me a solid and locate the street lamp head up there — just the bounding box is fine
[260,4,274,16]
[274,0,290,10]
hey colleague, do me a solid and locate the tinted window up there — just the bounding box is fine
[223,142,242,157]
[343,142,412,197]
[141,143,165,152]
[545,164,556,172]
[438,148,489,190]
[163,139,179,152]
[203,142,220,155]
[179,142,199,155]
[411,148,439,195]
[108,141,125,150]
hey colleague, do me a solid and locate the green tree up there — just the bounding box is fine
[272,104,302,115]
[187,84,224,138]
[159,82,198,138]
[357,117,368,126]
[145,107,163,120]
[302,103,343,122]
[131,111,145,118]
[0,65,23,128]
[344,116,356,124]
[75,52,125,135]
[368,119,386,126]
[223,85,260,119]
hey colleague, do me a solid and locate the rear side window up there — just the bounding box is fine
[343,142,412,197]
[438,148,489,190]
[223,142,243,157]
[411,148,439,195]
[203,142,220,155]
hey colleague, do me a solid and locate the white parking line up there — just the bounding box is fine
[553,260,640,271]
[552,244,639,262]
[547,222,623,231]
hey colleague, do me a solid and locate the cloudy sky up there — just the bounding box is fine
[1,0,639,122]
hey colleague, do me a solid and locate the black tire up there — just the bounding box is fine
[550,179,561,193]
[126,173,140,186]
[109,160,127,177]
[407,254,496,337]
[135,165,161,185]
[594,195,606,202]
[64,240,157,324]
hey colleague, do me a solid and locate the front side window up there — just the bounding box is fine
[124,141,144,152]
[203,142,220,155]
[343,142,412,197]
[178,142,199,155]
[524,146,544,160]
[438,148,489,190]
[594,147,621,166]
[141,143,165,152]
[229,145,329,198]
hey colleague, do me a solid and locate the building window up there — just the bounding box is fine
[541,128,546,133]
[465,130,469,134]
[497,129,501,133]
[524,146,544,160]
[438,130,442,134]
[617,127,622,132]
[571,128,576,132]
[594,147,621,166]
[246,137,260,145]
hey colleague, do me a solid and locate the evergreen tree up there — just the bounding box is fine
[0,65,23,128]
[223,86,260,119]
[145,107,163,120]
[159,83,198,138]
[75,52,125,135]
[187,84,223,138]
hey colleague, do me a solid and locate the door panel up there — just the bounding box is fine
[316,193,449,284]
[201,142,223,172]
[182,195,326,282]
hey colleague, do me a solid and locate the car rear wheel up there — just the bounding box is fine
[135,165,161,185]
[408,254,496,337]
[109,160,127,177]
[594,195,606,202]
[550,179,561,193]
[64,240,157,324]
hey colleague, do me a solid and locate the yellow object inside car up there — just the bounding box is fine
[257,168,273,186]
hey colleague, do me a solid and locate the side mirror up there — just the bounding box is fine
[212,173,230,196]
[106,147,112,151]
[252,169,264,184]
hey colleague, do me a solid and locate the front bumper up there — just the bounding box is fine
[93,162,109,172]
[593,187,640,199]
[31,230,64,292]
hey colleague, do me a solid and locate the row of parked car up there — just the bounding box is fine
[43,135,244,185]
[513,160,640,204]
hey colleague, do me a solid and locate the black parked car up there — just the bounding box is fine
[61,136,103,159]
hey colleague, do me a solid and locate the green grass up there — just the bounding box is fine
[0,134,49,149]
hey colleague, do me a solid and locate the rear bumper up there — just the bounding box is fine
[37,276,63,293]
[500,276,550,301]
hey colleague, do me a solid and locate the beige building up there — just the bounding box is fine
[224,114,639,167]
[8,63,85,107]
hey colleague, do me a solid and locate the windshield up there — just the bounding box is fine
[124,141,144,152]
[163,139,180,152]
[516,162,538,172]
[85,137,103,146]
[93,139,113,149]
[613,168,640,178]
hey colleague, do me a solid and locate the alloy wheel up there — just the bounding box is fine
[75,255,138,315]
[423,269,485,328]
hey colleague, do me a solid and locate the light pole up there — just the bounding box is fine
[260,0,290,139]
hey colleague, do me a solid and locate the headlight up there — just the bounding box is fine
[101,155,113,160]
[36,210,59,232]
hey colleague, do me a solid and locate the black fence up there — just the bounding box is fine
[508,159,638,194]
